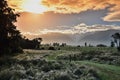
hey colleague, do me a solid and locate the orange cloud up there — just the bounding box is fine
[7,0,23,12]
[42,0,108,13]
[8,0,120,21]
[41,0,120,21]
[103,11,120,21]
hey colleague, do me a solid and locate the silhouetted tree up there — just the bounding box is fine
[20,37,42,49]
[0,0,22,55]
[89,44,93,47]
[53,43,60,47]
[48,46,55,50]
[77,45,81,47]
[85,42,87,47]
[112,33,120,51]
[110,41,115,47]
[33,38,42,49]
[96,44,107,47]
[61,43,67,47]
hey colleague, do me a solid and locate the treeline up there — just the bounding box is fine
[0,0,21,55]
[20,37,42,49]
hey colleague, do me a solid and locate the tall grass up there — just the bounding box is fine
[60,46,118,53]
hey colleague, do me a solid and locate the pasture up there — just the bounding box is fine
[0,46,120,80]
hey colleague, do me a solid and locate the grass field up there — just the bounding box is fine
[43,46,120,80]
[0,46,120,80]
[77,61,120,80]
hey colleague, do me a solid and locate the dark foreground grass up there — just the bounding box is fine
[0,59,100,80]
[1,47,119,80]
[44,48,120,80]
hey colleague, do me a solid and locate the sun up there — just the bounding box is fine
[21,0,47,14]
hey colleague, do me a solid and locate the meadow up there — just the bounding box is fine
[0,46,120,80]
[1,0,120,80]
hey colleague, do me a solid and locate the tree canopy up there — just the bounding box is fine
[112,32,120,51]
[0,0,22,55]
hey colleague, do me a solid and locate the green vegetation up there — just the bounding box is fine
[43,46,120,80]
[0,46,120,80]
[77,61,120,80]
[60,46,118,53]
[0,58,100,80]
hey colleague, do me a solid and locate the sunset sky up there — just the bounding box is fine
[7,0,120,45]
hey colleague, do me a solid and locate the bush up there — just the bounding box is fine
[40,47,45,50]
[73,68,83,76]
[117,47,120,52]
[41,61,62,72]
[0,70,12,80]
[54,72,72,80]
[48,46,55,50]
[0,58,100,80]
[96,44,107,47]
[0,69,27,80]
[58,48,61,50]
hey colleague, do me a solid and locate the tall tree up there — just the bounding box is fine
[85,42,87,47]
[33,38,42,49]
[0,0,22,55]
[112,33,120,51]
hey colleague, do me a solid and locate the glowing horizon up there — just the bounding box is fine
[7,0,120,44]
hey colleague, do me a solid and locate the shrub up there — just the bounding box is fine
[48,46,55,50]
[73,68,83,76]
[54,72,72,80]
[0,70,12,80]
[41,61,62,72]
[96,44,107,47]
[41,47,45,50]
[58,48,61,50]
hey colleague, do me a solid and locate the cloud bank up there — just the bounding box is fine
[41,0,120,21]
[23,23,120,36]
[8,0,120,22]
[23,24,120,45]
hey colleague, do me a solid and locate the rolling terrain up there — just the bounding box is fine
[0,47,120,80]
